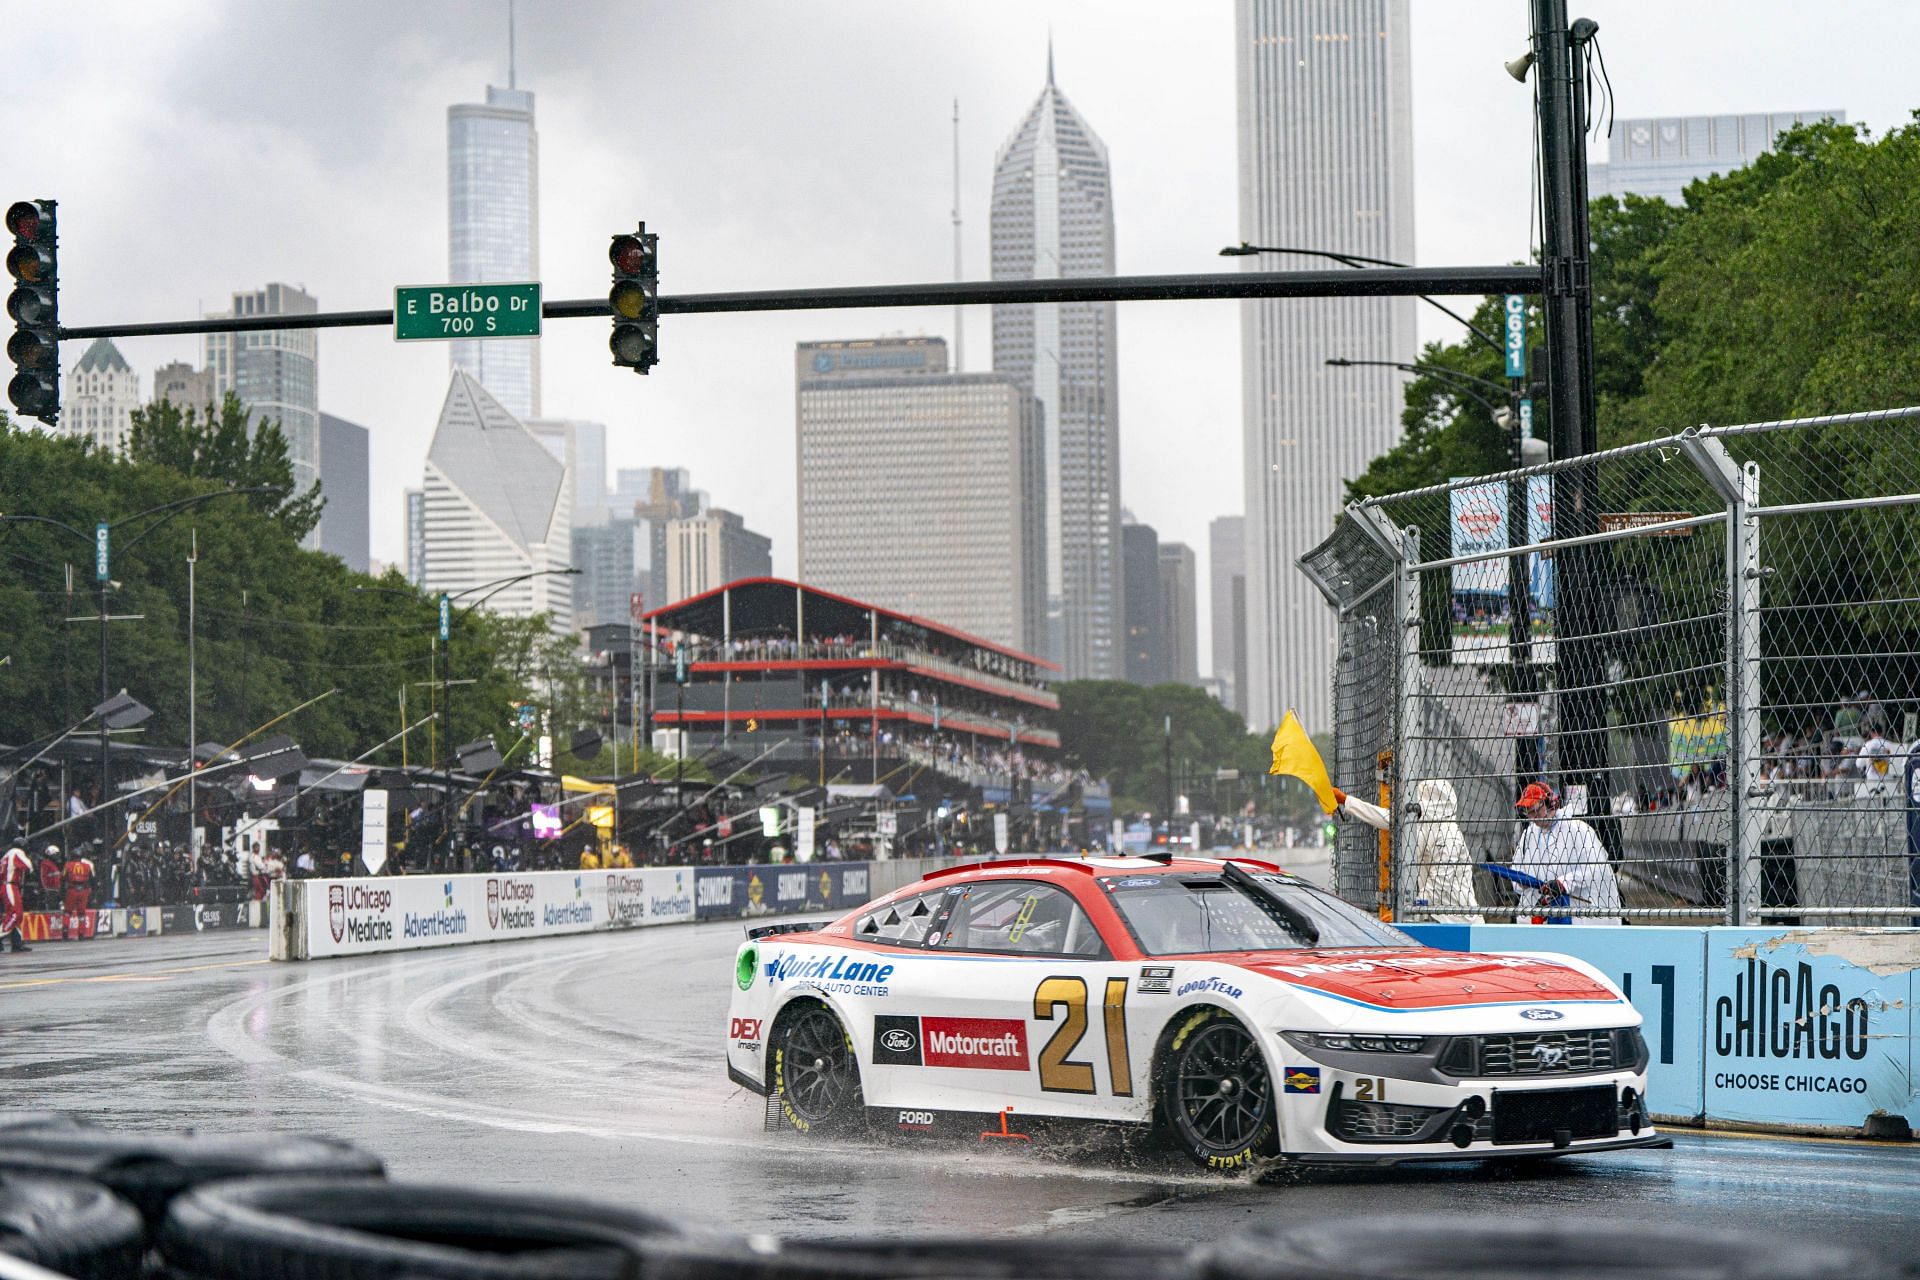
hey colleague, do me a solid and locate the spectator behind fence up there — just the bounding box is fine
[1855,724,1901,798]
[1512,782,1623,925]
[1334,780,1483,924]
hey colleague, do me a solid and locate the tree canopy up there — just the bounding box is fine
[0,409,618,772]
[1054,679,1323,822]
[1351,118,1920,503]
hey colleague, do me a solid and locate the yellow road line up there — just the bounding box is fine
[0,957,268,992]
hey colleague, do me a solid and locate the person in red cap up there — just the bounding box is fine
[1512,782,1621,924]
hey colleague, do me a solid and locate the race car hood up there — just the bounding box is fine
[1214,947,1618,1011]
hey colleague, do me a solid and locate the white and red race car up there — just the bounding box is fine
[726,856,1658,1172]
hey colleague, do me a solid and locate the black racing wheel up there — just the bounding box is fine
[1160,1008,1279,1172]
[769,1001,864,1133]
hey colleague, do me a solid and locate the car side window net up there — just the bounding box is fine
[932,881,1102,957]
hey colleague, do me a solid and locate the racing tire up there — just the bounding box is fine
[160,1177,685,1280]
[0,1172,146,1280]
[1199,1216,1906,1280]
[0,1130,384,1233]
[768,1000,864,1134]
[1157,1009,1278,1173]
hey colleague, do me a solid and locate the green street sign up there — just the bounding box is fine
[394,282,541,342]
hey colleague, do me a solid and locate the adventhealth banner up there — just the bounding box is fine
[279,862,884,959]
[1406,923,1919,1134]
[282,866,698,960]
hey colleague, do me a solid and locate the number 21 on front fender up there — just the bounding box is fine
[1033,976,1132,1096]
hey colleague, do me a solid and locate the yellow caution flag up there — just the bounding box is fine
[1269,710,1342,814]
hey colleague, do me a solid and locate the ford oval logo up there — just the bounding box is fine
[880,1028,917,1053]
[1519,1008,1564,1022]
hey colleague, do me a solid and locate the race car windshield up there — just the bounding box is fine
[1101,872,1414,955]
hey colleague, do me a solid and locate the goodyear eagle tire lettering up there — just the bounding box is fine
[1160,1008,1279,1173]
[770,1000,864,1134]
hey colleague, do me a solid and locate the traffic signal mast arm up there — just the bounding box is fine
[56,264,1543,341]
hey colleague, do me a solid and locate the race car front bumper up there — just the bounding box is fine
[1273,1039,1656,1162]
[1278,1131,1670,1167]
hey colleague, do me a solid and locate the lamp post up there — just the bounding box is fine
[2,485,278,850]
[434,567,580,861]
[1222,243,1506,360]
[1325,354,1544,787]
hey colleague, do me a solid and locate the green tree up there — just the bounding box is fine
[0,416,607,774]
[1054,680,1319,820]
[129,392,325,540]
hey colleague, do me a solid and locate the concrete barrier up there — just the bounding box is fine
[1404,922,1919,1136]
[270,857,959,962]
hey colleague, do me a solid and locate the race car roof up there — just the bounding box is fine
[920,854,1291,883]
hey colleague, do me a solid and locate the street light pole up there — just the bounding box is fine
[1528,0,1608,831]
[1163,714,1174,848]
[1323,357,1510,417]
[187,529,197,862]
[1222,243,1506,360]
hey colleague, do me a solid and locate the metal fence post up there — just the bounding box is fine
[1392,524,1422,921]
[1679,429,1758,924]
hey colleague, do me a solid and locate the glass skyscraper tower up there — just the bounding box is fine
[448,85,540,420]
[990,47,1123,681]
[1236,0,1415,732]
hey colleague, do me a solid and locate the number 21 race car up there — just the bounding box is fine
[725,856,1658,1172]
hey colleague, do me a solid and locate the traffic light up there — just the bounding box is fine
[5,199,58,423]
[608,222,658,373]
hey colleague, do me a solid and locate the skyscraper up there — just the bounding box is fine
[66,339,139,455]
[419,371,571,628]
[1209,515,1247,717]
[317,413,370,573]
[665,509,772,603]
[1591,110,1845,204]
[152,360,217,416]
[404,488,426,587]
[1159,541,1199,686]
[1122,518,1164,686]
[991,45,1122,680]
[449,85,540,419]
[205,282,320,501]
[1236,0,1414,732]
[613,466,706,612]
[527,418,609,528]
[796,337,1045,653]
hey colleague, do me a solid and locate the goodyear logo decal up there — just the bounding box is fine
[1283,1066,1321,1094]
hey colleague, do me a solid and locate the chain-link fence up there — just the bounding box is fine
[1304,405,1920,925]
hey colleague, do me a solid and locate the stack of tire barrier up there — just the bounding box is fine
[0,1114,1906,1280]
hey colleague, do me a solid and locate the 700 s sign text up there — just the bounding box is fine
[394,282,542,341]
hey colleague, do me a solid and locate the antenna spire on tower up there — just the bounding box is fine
[1046,31,1055,86]
[508,0,517,88]
[952,98,963,373]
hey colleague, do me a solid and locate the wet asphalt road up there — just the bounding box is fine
[3,924,1917,1253]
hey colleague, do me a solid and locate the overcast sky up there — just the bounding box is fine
[10,1,1917,675]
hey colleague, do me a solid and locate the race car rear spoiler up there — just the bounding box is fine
[744,920,831,940]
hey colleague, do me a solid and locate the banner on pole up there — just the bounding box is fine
[360,789,390,875]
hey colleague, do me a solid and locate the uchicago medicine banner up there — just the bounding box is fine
[280,863,874,959]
